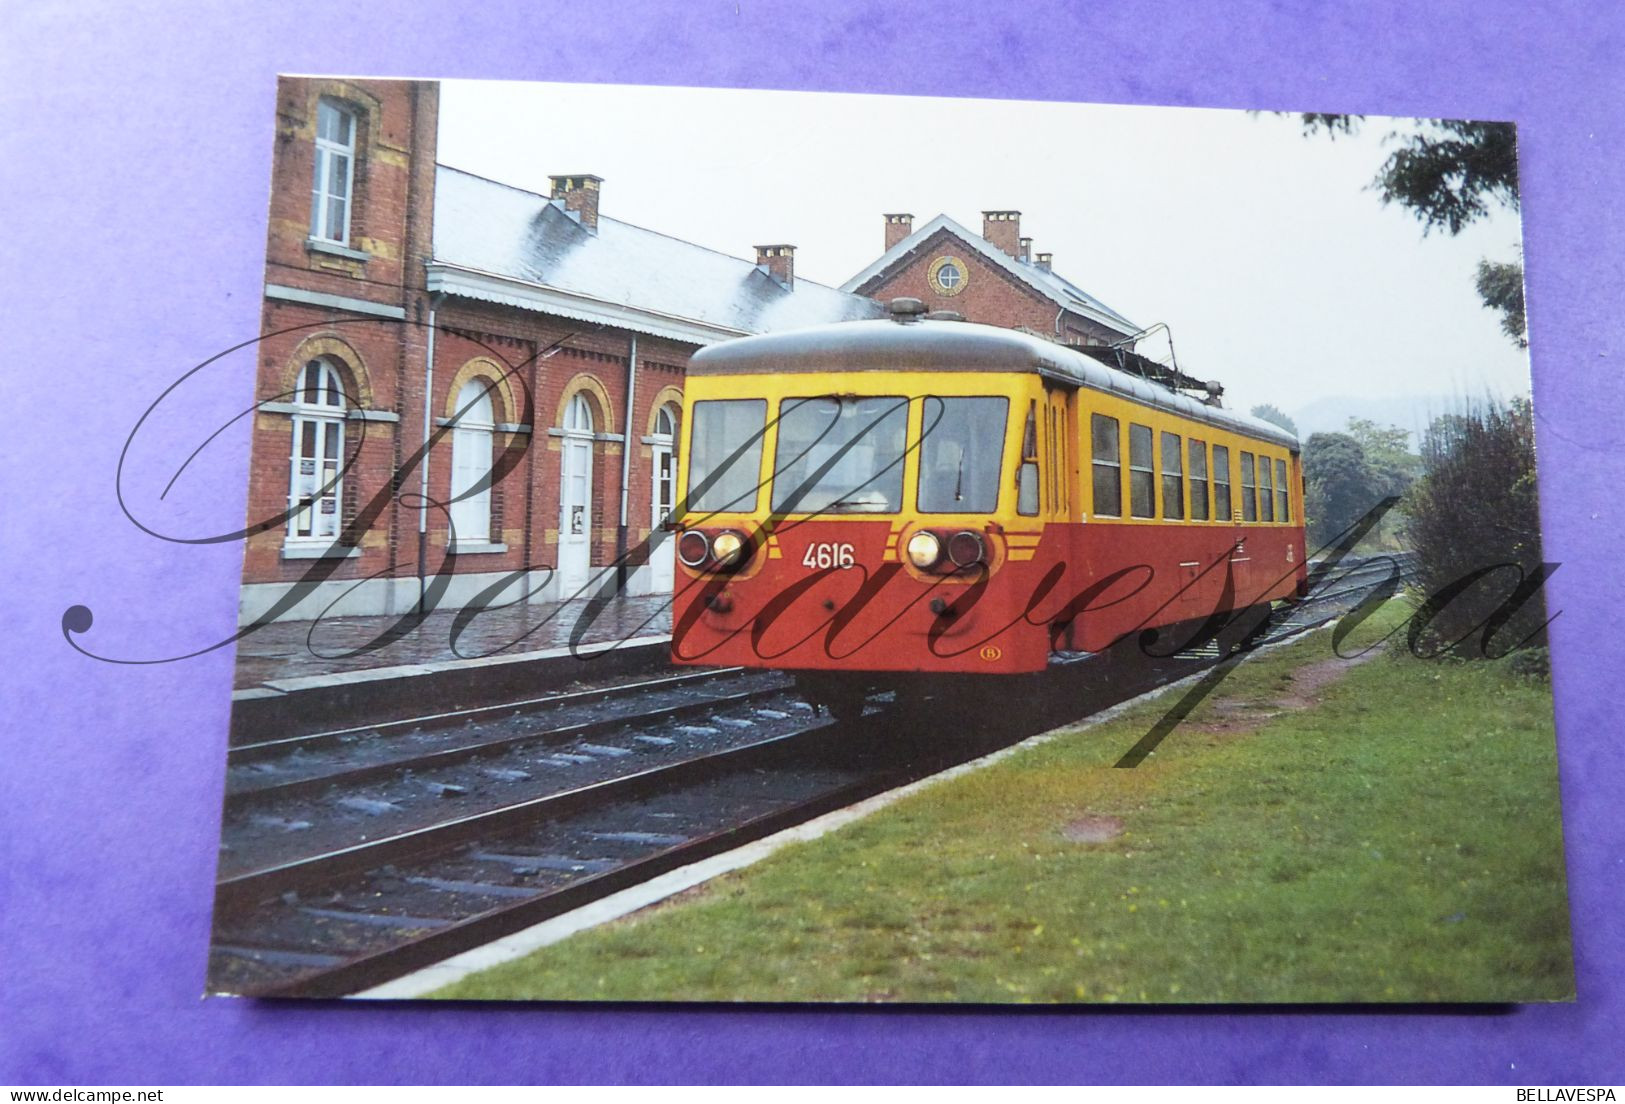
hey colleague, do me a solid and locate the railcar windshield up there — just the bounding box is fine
[917,396,1009,513]
[771,395,908,513]
[686,398,767,513]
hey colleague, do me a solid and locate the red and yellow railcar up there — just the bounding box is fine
[669,302,1306,716]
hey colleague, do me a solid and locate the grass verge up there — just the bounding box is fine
[433,602,1573,1003]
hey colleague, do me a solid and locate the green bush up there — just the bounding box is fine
[1401,398,1549,658]
[1504,646,1551,680]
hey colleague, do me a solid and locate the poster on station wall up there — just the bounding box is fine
[194,78,1569,1003]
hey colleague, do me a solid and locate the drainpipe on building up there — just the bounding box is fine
[417,291,444,614]
[616,334,637,589]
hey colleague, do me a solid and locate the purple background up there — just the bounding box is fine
[3,0,1621,1084]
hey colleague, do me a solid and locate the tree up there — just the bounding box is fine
[1345,417,1421,500]
[1475,257,1528,348]
[1403,399,1547,655]
[1302,431,1378,550]
[1250,403,1298,436]
[1290,114,1525,346]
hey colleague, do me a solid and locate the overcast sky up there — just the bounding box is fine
[437,80,1532,425]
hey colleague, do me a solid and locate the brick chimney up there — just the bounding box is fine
[982,210,1021,257]
[755,244,795,288]
[549,174,603,232]
[1036,252,1053,272]
[1018,236,1033,263]
[884,213,914,251]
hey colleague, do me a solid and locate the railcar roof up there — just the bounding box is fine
[689,318,1300,451]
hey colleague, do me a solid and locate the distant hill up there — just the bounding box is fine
[1289,393,1514,446]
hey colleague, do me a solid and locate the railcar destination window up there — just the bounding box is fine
[917,396,1009,513]
[687,399,766,514]
[1091,413,1121,517]
[771,395,908,513]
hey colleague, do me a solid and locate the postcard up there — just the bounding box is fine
[202,78,1569,1002]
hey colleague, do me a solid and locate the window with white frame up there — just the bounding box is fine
[651,403,679,529]
[449,380,495,544]
[311,99,356,244]
[287,358,347,542]
[564,393,594,434]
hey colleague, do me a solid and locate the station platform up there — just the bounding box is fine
[229,593,676,741]
[233,593,674,689]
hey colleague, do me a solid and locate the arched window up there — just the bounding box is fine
[557,392,597,588]
[311,98,357,244]
[564,392,595,435]
[287,358,346,542]
[449,379,495,544]
[651,403,679,529]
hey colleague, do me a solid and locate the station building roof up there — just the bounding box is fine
[429,166,883,346]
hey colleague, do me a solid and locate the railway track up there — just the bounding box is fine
[209,555,1414,999]
[213,721,879,998]
[224,667,791,811]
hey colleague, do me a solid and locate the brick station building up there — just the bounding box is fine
[243,78,1143,625]
[242,77,877,624]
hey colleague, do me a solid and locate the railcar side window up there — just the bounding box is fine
[1213,444,1232,521]
[772,395,908,514]
[1054,402,1069,517]
[1129,423,1154,519]
[1160,431,1184,520]
[1017,401,1040,516]
[1276,459,1290,522]
[1188,438,1209,520]
[917,396,1009,514]
[687,399,767,514]
[1045,404,1056,513]
[1259,455,1275,522]
[1240,451,1258,522]
[1090,413,1121,517]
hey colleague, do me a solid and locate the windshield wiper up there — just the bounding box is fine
[825,496,889,513]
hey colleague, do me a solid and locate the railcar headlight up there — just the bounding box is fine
[710,529,748,568]
[947,530,986,568]
[677,530,711,568]
[906,530,943,568]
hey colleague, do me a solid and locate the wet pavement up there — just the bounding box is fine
[233,594,674,690]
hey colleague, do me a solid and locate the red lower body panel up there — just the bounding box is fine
[670,520,1308,676]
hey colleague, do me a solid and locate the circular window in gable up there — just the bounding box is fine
[928,255,968,297]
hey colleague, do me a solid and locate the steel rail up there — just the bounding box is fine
[225,681,793,809]
[229,665,750,763]
[250,772,883,999]
[214,718,840,917]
